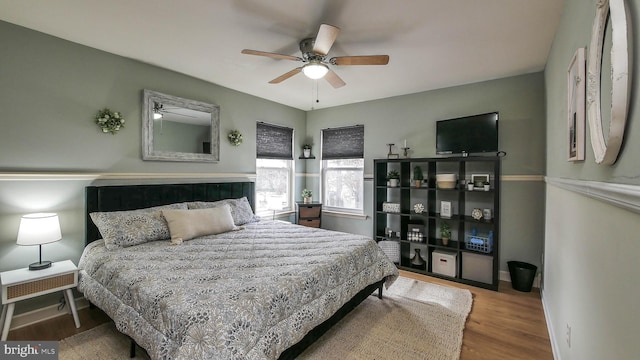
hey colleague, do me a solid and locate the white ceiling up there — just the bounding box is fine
[0,0,564,111]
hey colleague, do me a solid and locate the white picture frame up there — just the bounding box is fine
[567,47,586,161]
[440,201,452,218]
[586,0,631,165]
[471,174,490,188]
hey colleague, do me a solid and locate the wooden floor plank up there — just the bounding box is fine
[400,271,553,360]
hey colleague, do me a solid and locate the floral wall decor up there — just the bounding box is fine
[95,108,125,134]
[228,129,243,146]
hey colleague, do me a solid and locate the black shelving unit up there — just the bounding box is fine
[374,156,501,290]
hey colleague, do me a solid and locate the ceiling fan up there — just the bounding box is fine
[153,102,198,120]
[241,24,389,88]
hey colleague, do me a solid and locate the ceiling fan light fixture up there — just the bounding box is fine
[302,63,329,79]
[153,102,163,119]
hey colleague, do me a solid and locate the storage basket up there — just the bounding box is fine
[436,173,457,189]
[378,240,400,263]
[382,202,401,213]
[299,205,321,218]
[464,233,493,253]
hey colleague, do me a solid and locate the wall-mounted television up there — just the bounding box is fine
[436,112,499,155]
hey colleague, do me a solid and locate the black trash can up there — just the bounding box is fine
[507,261,537,292]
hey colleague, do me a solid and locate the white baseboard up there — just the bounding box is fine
[541,289,561,360]
[8,297,89,331]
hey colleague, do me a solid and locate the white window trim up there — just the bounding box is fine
[255,159,294,216]
[322,209,368,220]
[321,159,365,215]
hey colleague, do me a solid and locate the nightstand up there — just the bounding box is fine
[1,260,80,340]
[297,202,322,228]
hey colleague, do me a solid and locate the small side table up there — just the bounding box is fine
[297,202,322,228]
[1,260,80,340]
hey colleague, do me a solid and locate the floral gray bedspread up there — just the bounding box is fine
[78,220,398,360]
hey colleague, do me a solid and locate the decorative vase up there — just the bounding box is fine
[467,183,474,191]
[415,180,421,188]
[303,197,312,204]
[442,237,450,246]
[484,184,490,191]
[411,249,425,267]
[303,149,311,158]
[389,179,399,187]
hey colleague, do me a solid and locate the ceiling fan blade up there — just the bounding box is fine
[164,110,197,118]
[241,49,303,61]
[269,67,303,84]
[330,55,390,66]
[324,69,346,88]
[312,24,340,56]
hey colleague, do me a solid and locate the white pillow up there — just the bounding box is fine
[162,205,236,245]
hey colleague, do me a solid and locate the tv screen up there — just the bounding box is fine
[436,112,499,155]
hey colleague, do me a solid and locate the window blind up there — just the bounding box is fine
[322,125,364,159]
[256,122,293,159]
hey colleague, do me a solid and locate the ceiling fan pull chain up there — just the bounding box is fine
[310,81,315,110]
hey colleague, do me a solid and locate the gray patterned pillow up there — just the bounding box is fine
[187,197,259,225]
[90,203,187,250]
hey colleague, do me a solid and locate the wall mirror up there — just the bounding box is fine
[586,0,631,165]
[142,89,220,162]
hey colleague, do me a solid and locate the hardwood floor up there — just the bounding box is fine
[6,304,111,341]
[6,271,553,359]
[401,271,553,360]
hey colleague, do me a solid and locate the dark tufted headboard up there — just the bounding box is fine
[85,182,255,245]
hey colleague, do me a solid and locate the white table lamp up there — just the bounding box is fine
[16,213,62,270]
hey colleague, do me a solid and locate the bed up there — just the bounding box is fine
[78,182,398,359]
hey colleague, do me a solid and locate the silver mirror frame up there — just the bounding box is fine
[142,89,220,162]
[586,0,631,165]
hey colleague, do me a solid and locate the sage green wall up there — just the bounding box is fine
[544,0,640,359]
[306,72,547,273]
[546,0,640,182]
[0,21,306,313]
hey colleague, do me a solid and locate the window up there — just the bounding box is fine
[321,125,364,214]
[256,122,293,214]
[256,159,292,213]
[323,158,364,212]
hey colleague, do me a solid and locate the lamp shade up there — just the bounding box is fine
[16,213,62,246]
[302,63,329,79]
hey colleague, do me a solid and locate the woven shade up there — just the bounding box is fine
[322,125,364,160]
[256,122,293,159]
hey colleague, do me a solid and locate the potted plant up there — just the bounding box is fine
[467,181,474,191]
[413,166,424,187]
[483,181,490,191]
[303,144,312,158]
[440,221,451,246]
[301,188,313,204]
[387,170,400,187]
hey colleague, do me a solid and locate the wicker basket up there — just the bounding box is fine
[382,202,400,213]
[378,240,400,263]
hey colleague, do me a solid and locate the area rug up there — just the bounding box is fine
[59,277,472,360]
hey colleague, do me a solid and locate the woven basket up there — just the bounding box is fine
[382,202,401,213]
[378,240,400,263]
